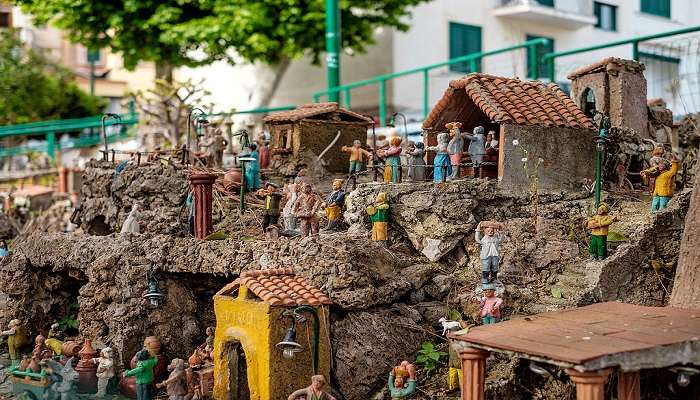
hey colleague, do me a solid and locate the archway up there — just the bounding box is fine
[223,340,250,400]
[581,87,597,119]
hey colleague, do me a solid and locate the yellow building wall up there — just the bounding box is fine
[213,286,272,400]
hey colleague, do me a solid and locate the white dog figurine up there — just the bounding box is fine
[439,317,461,336]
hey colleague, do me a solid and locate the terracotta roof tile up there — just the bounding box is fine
[263,102,372,125]
[234,268,332,306]
[422,73,595,131]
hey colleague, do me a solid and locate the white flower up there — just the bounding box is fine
[521,157,528,162]
[512,139,520,146]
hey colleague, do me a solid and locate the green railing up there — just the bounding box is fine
[544,24,700,82]
[312,38,551,125]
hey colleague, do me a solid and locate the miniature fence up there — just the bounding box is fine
[312,38,552,125]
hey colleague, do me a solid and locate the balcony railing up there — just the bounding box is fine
[494,0,596,29]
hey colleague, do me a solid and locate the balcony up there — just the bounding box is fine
[493,0,596,29]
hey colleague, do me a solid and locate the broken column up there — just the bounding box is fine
[565,368,612,400]
[189,172,218,239]
[459,347,490,400]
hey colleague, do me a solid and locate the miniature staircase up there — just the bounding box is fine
[525,197,682,315]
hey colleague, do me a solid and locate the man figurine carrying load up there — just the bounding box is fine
[366,192,390,247]
[585,202,617,260]
[323,179,346,232]
[388,361,417,398]
[642,153,679,212]
[475,221,505,285]
[288,375,337,400]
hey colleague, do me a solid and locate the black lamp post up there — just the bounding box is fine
[143,270,164,308]
[388,112,408,144]
[275,306,321,375]
[186,108,209,164]
[101,113,122,161]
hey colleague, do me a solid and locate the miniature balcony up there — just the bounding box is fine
[493,0,596,29]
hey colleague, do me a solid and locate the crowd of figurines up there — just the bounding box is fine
[0,121,684,399]
[1,319,216,399]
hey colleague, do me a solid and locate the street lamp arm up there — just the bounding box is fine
[283,306,321,375]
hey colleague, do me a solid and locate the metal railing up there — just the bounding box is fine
[312,38,551,125]
[543,24,700,82]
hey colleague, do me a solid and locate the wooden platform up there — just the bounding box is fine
[450,302,700,371]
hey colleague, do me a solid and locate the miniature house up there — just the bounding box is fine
[263,103,372,173]
[213,268,332,400]
[422,73,596,193]
[568,57,649,137]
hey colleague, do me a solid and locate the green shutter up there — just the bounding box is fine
[594,2,617,31]
[449,23,482,73]
[641,0,671,18]
[536,0,555,6]
[526,34,554,79]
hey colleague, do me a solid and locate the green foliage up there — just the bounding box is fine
[0,30,105,125]
[415,341,447,374]
[13,0,430,70]
[58,314,79,331]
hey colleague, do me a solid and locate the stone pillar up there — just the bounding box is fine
[189,173,218,239]
[459,347,489,400]
[565,368,612,400]
[617,370,641,400]
[58,167,67,193]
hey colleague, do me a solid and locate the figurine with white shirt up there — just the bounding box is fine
[475,221,505,285]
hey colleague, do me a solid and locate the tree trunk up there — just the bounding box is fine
[254,57,291,110]
[155,61,174,83]
[670,165,700,309]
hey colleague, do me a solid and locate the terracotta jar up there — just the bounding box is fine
[61,341,82,358]
[18,356,31,371]
[223,168,242,193]
[27,357,41,373]
[119,375,138,399]
[75,339,98,393]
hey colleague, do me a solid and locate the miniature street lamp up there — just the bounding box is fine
[671,366,699,387]
[362,113,381,182]
[101,113,122,161]
[593,113,610,208]
[276,306,320,375]
[143,270,164,307]
[186,108,209,164]
[388,112,409,144]
[276,323,304,359]
[233,129,252,211]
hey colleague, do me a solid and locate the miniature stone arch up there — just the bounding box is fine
[580,87,597,119]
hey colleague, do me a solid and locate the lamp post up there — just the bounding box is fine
[233,130,252,211]
[389,112,408,144]
[594,114,610,208]
[325,0,341,103]
[101,113,122,161]
[187,108,209,164]
[275,306,321,375]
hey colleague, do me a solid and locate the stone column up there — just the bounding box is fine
[58,167,67,193]
[565,368,612,400]
[189,173,218,239]
[617,370,641,400]
[459,347,489,400]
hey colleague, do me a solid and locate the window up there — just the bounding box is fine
[0,11,11,28]
[536,0,555,6]
[526,34,554,79]
[594,2,617,31]
[449,22,482,73]
[639,52,680,111]
[641,0,671,18]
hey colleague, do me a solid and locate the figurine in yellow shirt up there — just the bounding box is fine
[644,154,679,212]
[586,203,617,260]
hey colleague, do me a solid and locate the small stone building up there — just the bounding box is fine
[213,268,332,400]
[263,103,372,173]
[422,73,596,193]
[568,57,649,137]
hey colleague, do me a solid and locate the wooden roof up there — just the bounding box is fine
[263,102,372,125]
[422,73,595,132]
[450,302,700,371]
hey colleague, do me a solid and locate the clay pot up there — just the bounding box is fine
[119,376,137,399]
[188,350,202,368]
[75,339,98,393]
[61,341,82,358]
[223,168,242,193]
[144,336,161,355]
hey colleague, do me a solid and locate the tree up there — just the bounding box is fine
[14,0,429,102]
[0,30,105,125]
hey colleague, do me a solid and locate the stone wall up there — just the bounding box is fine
[498,124,596,194]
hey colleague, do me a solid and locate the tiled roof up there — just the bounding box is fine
[233,267,332,307]
[567,57,644,79]
[263,102,372,125]
[422,73,595,131]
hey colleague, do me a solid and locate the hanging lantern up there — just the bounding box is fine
[143,271,164,307]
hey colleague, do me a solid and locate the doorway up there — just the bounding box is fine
[224,341,250,400]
